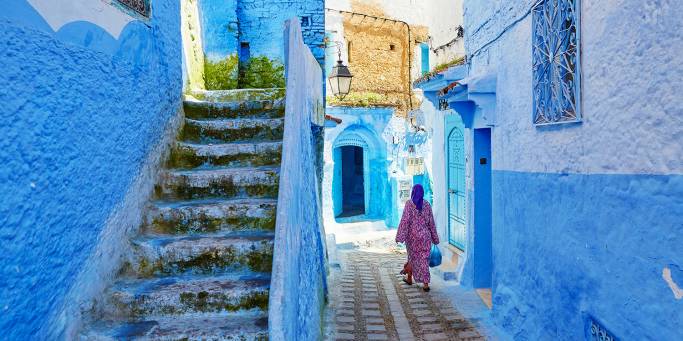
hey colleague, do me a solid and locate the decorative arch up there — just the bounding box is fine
[334,131,369,149]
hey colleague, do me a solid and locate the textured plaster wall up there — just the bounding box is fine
[197,0,238,62]
[269,19,327,340]
[181,0,206,90]
[237,0,324,63]
[463,0,683,339]
[0,0,182,339]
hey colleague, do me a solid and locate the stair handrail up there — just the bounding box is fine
[268,18,327,340]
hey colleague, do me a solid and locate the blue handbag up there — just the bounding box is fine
[429,244,442,267]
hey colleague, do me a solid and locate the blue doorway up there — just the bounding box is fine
[473,128,492,289]
[446,115,466,250]
[339,145,365,217]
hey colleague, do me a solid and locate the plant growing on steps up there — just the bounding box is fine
[240,56,285,89]
[204,55,239,90]
[203,55,285,90]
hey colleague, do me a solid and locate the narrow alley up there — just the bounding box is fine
[323,221,495,341]
[2,0,682,340]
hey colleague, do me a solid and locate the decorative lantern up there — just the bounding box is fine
[328,51,353,100]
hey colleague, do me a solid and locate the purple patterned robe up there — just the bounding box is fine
[396,200,439,284]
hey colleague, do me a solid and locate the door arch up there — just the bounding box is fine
[446,115,466,250]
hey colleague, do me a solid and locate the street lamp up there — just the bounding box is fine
[328,48,353,100]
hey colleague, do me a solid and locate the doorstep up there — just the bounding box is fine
[433,244,463,281]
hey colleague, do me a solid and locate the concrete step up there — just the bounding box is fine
[189,88,285,102]
[80,312,268,340]
[167,141,282,169]
[128,233,274,277]
[155,166,280,201]
[145,198,277,235]
[179,118,284,144]
[184,98,285,120]
[105,273,270,318]
[184,89,284,120]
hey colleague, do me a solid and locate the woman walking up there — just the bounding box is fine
[396,184,439,291]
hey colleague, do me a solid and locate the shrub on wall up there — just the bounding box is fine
[327,91,394,107]
[203,55,239,90]
[241,56,285,89]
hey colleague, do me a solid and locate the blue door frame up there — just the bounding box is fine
[473,128,492,288]
[446,115,466,250]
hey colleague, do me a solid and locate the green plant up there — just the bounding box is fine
[327,92,392,107]
[414,56,466,85]
[241,56,286,89]
[203,55,239,90]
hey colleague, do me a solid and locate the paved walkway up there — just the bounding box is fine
[327,250,486,341]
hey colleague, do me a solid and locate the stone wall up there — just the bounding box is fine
[462,0,683,339]
[325,0,465,115]
[237,0,324,63]
[0,0,183,339]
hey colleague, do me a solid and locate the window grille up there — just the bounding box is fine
[115,0,150,18]
[532,0,581,125]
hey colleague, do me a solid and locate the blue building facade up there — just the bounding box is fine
[323,107,400,226]
[418,0,683,339]
[0,0,184,339]
[198,0,325,63]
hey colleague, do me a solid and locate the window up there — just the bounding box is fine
[532,0,581,125]
[347,41,352,63]
[389,44,396,51]
[300,16,310,27]
[115,0,150,18]
[421,43,430,75]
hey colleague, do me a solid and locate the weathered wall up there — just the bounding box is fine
[463,0,683,339]
[181,0,206,90]
[269,18,327,340]
[326,1,427,116]
[198,0,238,62]
[325,0,465,115]
[237,0,324,63]
[0,0,182,339]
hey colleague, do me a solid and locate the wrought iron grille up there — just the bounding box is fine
[532,0,581,125]
[115,0,150,18]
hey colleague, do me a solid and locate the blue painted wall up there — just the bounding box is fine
[322,107,393,224]
[0,1,182,339]
[492,172,683,340]
[472,128,492,289]
[196,0,324,64]
[197,0,324,63]
[198,0,239,61]
[462,0,683,339]
[269,19,327,340]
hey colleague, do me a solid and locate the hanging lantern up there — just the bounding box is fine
[328,59,353,100]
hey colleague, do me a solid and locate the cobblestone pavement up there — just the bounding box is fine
[327,251,486,341]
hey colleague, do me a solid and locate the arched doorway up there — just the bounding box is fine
[332,128,375,219]
[446,115,466,250]
[338,145,365,217]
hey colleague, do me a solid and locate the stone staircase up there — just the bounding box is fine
[80,89,284,340]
